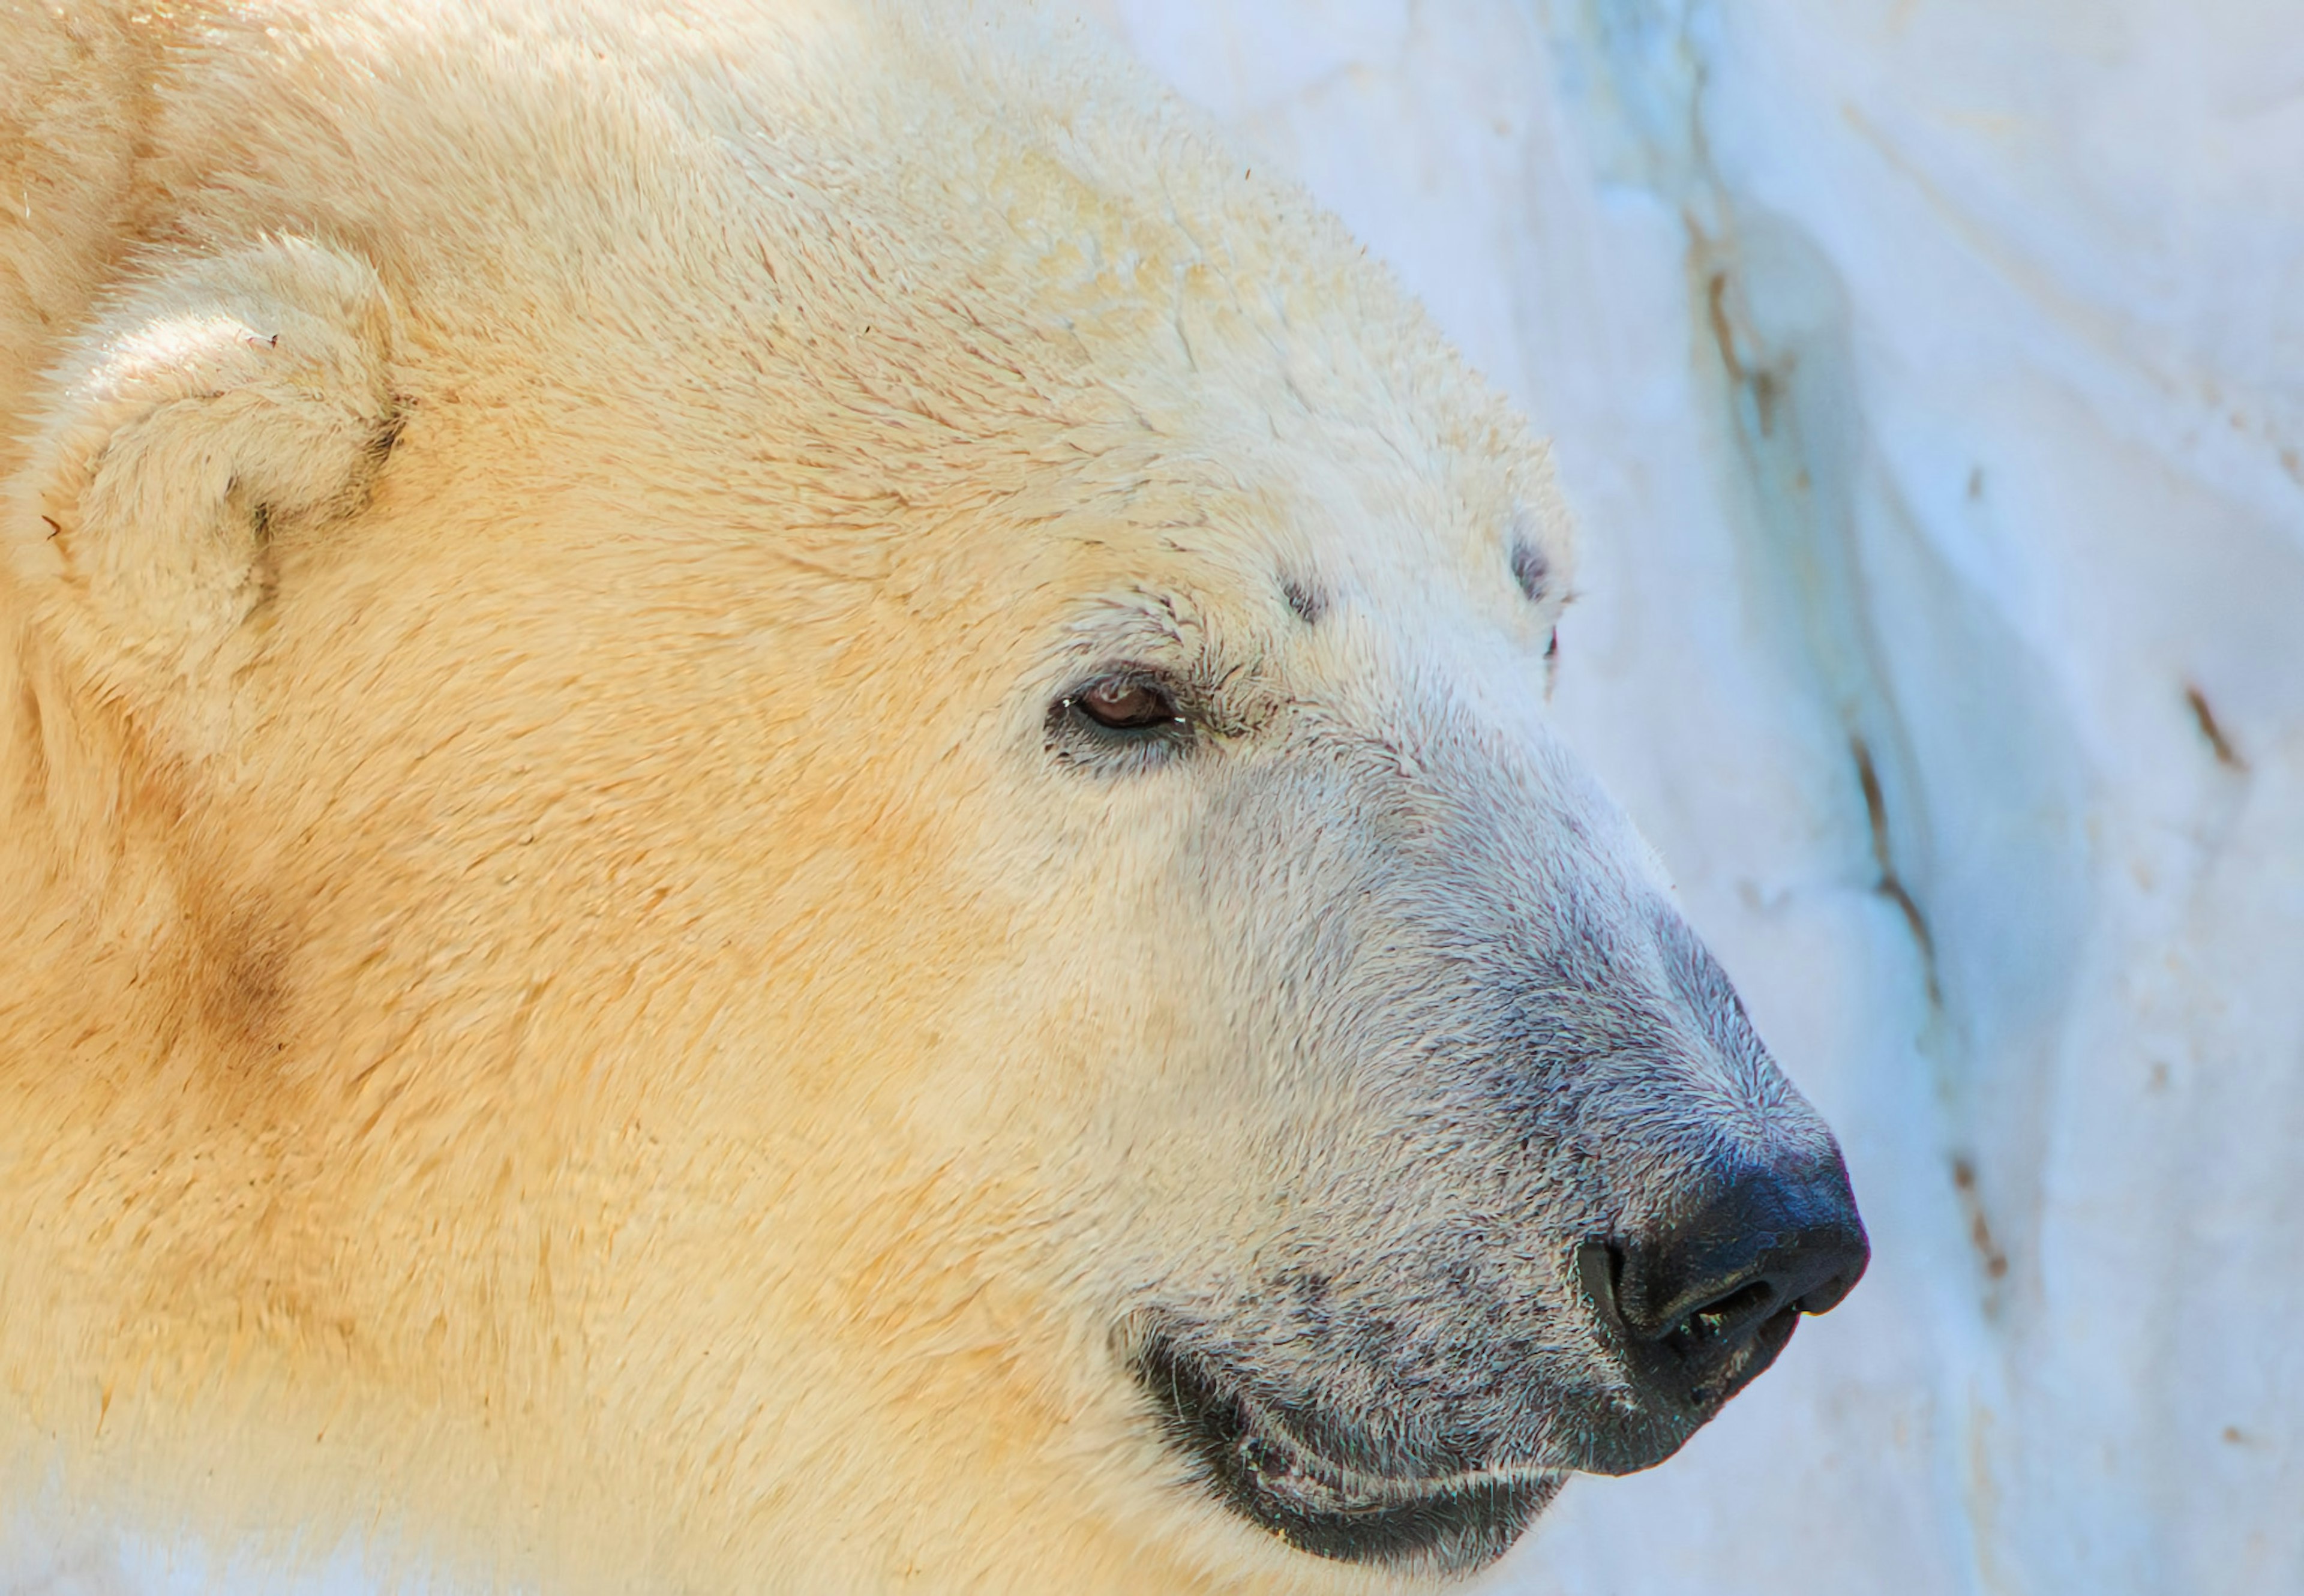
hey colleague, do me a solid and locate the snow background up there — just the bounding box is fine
[1088,1,2304,1591]
[11,2,2301,1592]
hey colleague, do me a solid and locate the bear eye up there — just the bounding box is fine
[1046,669,1199,769]
[1070,676,1183,731]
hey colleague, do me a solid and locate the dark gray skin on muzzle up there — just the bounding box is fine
[1114,698,1868,1577]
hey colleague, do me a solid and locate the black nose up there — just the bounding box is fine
[1580,1150,1869,1417]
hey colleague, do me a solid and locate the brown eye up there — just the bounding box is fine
[1075,677,1180,730]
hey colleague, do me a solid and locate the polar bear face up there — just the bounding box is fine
[881,407,1869,1580]
[182,274,1854,1585]
[0,2,1865,1589]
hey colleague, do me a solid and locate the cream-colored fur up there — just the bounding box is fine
[0,2,1586,1591]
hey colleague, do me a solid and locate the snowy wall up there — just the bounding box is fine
[1090,1,2304,1592]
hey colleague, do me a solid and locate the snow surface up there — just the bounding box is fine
[1096,1,2304,1591]
[13,3,2301,1592]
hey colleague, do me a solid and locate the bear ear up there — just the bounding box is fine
[6,236,397,753]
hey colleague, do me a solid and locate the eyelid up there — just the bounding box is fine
[1059,664,1187,709]
[1049,665,1199,761]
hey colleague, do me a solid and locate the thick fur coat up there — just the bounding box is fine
[0,4,1860,1592]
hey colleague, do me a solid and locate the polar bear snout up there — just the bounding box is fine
[1115,721,1873,1574]
[1576,1148,1870,1469]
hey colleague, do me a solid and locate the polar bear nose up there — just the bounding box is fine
[1582,1151,1869,1419]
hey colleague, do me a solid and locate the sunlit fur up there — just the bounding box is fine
[0,3,1840,1592]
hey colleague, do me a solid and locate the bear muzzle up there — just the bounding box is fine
[1573,1145,1870,1473]
[1128,1146,1867,1576]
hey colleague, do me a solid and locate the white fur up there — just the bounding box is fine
[0,5,1826,1594]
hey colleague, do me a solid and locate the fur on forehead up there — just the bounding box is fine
[147,0,1561,610]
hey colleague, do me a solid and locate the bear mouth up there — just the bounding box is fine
[1133,1333,1562,1574]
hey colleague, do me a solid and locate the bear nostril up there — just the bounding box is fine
[1592,1151,1870,1415]
[1573,1238,1627,1331]
[1661,1277,1777,1352]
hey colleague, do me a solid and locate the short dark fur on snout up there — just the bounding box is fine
[1111,697,1868,1577]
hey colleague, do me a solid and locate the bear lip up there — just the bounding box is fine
[1132,1331,1561,1573]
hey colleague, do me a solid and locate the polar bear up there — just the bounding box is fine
[0,2,1867,1591]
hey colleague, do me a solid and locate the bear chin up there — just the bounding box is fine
[1133,1333,1565,1575]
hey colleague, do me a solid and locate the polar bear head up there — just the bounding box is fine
[0,2,1865,1590]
